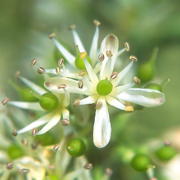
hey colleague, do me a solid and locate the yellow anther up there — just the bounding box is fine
[80,52,87,59]
[125,106,134,112]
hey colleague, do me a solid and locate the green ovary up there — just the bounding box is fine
[96,80,113,96]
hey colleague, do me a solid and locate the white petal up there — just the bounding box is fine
[52,38,75,65]
[93,99,111,148]
[113,61,134,86]
[113,83,134,94]
[17,113,53,134]
[84,60,98,82]
[19,76,46,95]
[118,88,165,107]
[90,26,99,64]
[107,97,125,110]
[8,101,44,111]
[37,114,61,135]
[78,96,95,105]
[62,109,69,120]
[71,29,86,52]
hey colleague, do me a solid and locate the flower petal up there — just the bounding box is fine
[93,99,111,148]
[118,88,165,107]
[37,113,61,135]
[8,101,44,111]
[106,97,126,110]
[78,96,95,105]
[17,113,54,134]
[19,76,46,95]
[51,38,75,65]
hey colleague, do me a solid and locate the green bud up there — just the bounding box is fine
[96,80,113,96]
[39,93,59,111]
[66,138,86,157]
[137,48,158,83]
[145,83,162,91]
[155,145,176,162]
[131,154,151,171]
[20,88,39,102]
[75,52,91,70]
[35,132,60,146]
[7,144,24,160]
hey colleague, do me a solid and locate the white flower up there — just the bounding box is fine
[45,34,165,148]
[7,76,70,135]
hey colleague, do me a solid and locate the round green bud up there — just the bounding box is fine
[7,144,24,160]
[66,138,86,157]
[96,80,113,96]
[155,146,176,162]
[35,132,60,146]
[75,52,91,70]
[131,154,151,171]
[145,83,162,91]
[39,93,58,111]
[137,63,154,83]
[20,88,38,102]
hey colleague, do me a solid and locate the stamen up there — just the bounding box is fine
[6,162,13,170]
[80,52,87,59]
[98,53,105,61]
[52,144,60,151]
[78,80,83,88]
[105,168,113,176]
[73,99,80,106]
[56,67,60,74]
[32,128,37,136]
[48,33,56,39]
[45,82,51,87]
[31,143,38,150]
[12,129,17,136]
[133,76,141,84]
[31,58,37,66]
[106,50,113,57]
[20,168,30,174]
[124,42,130,51]
[78,71,86,76]
[58,58,64,66]
[129,55,138,62]
[111,72,118,79]
[1,97,10,105]
[61,119,70,126]
[84,163,93,170]
[96,102,102,109]
[37,67,45,74]
[93,19,101,26]
[21,139,28,146]
[69,24,76,30]
[57,84,66,89]
[15,71,21,78]
[125,106,134,112]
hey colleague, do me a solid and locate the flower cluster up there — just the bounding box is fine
[6,20,165,148]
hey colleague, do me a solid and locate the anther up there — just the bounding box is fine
[32,128,37,136]
[96,102,102,109]
[31,58,37,66]
[106,50,113,57]
[20,168,30,174]
[84,163,93,170]
[48,33,56,39]
[31,143,38,150]
[98,53,105,61]
[56,67,60,74]
[93,20,101,26]
[1,97,10,105]
[125,106,134,112]
[78,80,83,89]
[52,144,60,152]
[61,119,70,126]
[105,168,113,176]
[6,162,13,170]
[124,42,130,51]
[12,129,17,136]
[79,71,86,76]
[80,52,87,59]
[129,55,138,62]
[111,72,118,79]
[164,141,171,146]
[37,67,45,74]
[133,76,141,84]
[58,58,64,66]
[45,82,51,87]
[57,84,66,89]
[74,99,80,106]
[69,24,76,30]
[21,139,28,146]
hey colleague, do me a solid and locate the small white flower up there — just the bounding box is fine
[45,34,165,148]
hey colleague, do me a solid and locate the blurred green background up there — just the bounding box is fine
[0,0,180,179]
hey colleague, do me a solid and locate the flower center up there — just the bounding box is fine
[96,80,113,96]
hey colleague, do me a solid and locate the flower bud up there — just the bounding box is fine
[137,48,158,83]
[7,144,24,160]
[155,145,176,162]
[66,138,86,157]
[20,88,39,102]
[39,93,59,111]
[131,154,151,171]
